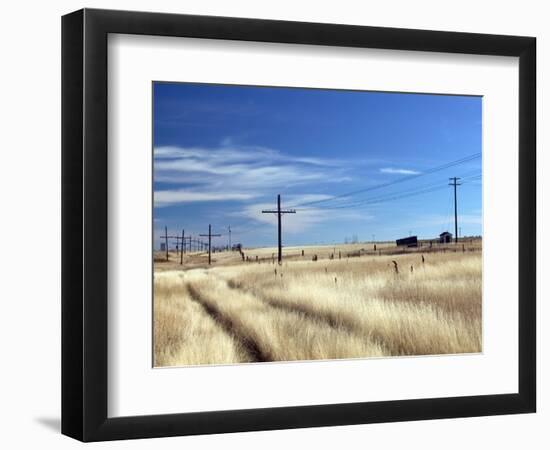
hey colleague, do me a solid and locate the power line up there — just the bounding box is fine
[209,173,481,246]
[301,179,447,210]
[300,173,480,211]
[202,158,481,240]
[315,184,449,210]
[180,171,481,249]
[287,152,481,208]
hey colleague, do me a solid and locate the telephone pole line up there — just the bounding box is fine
[158,227,188,261]
[449,177,462,244]
[200,224,222,265]
[262,194,296,264]
[228,225,231,251]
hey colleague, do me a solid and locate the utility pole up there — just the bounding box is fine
[164,226,168,261]
[158,226,171,261]
[182,230,186,254]
[180,229,185,264]
[262,194,296,264]
[173,237,181,257]
[449,177,462,244]
[159,228,185,261]
[200,224,221,265]
[228,225,231,251]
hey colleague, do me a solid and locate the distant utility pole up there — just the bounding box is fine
[262,194,296,264]
[163,226,168,261]
[200,224,222,265]
[181,230,186,254]
[228,225,232,251]
[159,228,185,261]
[449,177,462,244]
[159,227,179,261]
[180,229,185,265]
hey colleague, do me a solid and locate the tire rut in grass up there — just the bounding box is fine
[186,283,270,363]
[224,278,400,355]
[225,279,355,333]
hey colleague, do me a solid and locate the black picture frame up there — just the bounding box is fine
[61,8,536,442]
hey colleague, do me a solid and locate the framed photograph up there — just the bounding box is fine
[62,8,536,441]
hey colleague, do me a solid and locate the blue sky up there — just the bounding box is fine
[153,82,482,249]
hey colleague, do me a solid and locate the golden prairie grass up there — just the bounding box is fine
[153,249,482,367]
[186,276,385,362]
[153,271,252,366]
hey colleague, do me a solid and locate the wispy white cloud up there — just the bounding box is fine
[154,145,278,163]
[154,145,348,168]
[154,190,256,207]
[153,145,354,203]
[380,167,421,175]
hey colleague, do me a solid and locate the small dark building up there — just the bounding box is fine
[396,236,418,247]
[439,231,453,243]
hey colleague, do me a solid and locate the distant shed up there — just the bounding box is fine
[396,236,418,247]
[439,231,453,243]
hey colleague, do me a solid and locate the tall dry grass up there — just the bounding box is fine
[154,250,482,367]
[185,275,385,362]
[154,271,252,366]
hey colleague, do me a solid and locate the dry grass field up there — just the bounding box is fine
[154,241,482,367]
